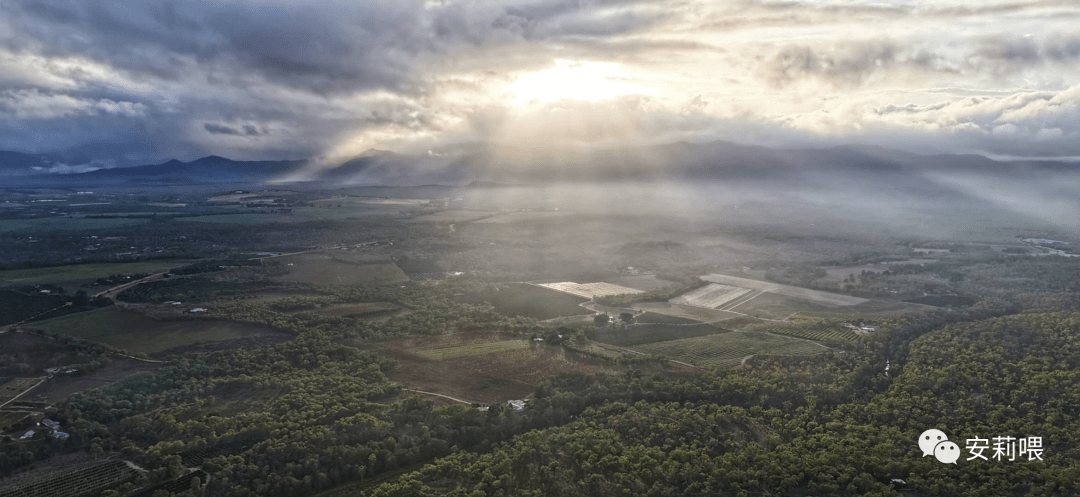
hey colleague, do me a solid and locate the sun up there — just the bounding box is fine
[510,60,652,103]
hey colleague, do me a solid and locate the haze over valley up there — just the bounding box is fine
[1,1,1079,496]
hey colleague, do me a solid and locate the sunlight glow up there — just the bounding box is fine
[510,60,653,103]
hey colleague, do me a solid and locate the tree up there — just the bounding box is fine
[72,290,89,306]
[619,312,634,324]
[594,314,609,327]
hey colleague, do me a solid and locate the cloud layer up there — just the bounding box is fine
[0,0,1078,163]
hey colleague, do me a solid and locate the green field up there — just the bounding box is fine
[0,261,188,286]
[453,283,591,320]
[632,331,828,369]
[28,308,286,355]
[588,322,724,347]
[416,340,530,360]
[272,255,410,286]
[0,217,147,232]
[632,312,701,325]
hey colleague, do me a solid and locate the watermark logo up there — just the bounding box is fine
[919,429,1044,464]
[919,429,958,464]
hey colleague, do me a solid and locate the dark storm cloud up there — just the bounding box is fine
[203,122,240,136]
[6,0,428,94]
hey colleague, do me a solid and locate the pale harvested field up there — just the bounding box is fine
[537,281,644,299]
[700,273,868,306]
[670,283,751,309]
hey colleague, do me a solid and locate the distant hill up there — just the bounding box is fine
[1,140,1075,187]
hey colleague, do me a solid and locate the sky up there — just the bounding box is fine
[1,0,1078,166]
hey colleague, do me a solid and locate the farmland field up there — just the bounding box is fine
[453,283,590,320]
[632,331,829,369]
[537,281,644,299]
[0,459,138,497]
[0,410,29,430]
[272,253,410,286]
[721,291,832,320]
[34,357,164,401]
[0,261,189,286]
[670,283,751,309]
[607,274,677,291]
[0,378,43,406]
[472,211,573,224]
[359,332,699,405]
[631,302,743,323]
[0,217,147,232]
[312,196,431,206]
[416,339,530,360]
[182,213,303,224]
[410,210,496,223]
[745,316,878,344]
[588,322,724,347]
[631,312,700,324]
[27,308,290,355]
[700,273,869,306]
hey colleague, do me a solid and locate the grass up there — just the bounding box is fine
[416,340,530,360]
[632,312,701,325]
[0,217,147,232]
[632,331,828,369]
[588,322,724,347]
[0,411,30,430]
[0,378,43,406]
[0,261,188,286]
[181,213,301,224]
[28,308,284,355]
[272,256,411,286]
[454,283,590,320]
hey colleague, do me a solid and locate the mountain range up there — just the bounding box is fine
[1,141,1075,187]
